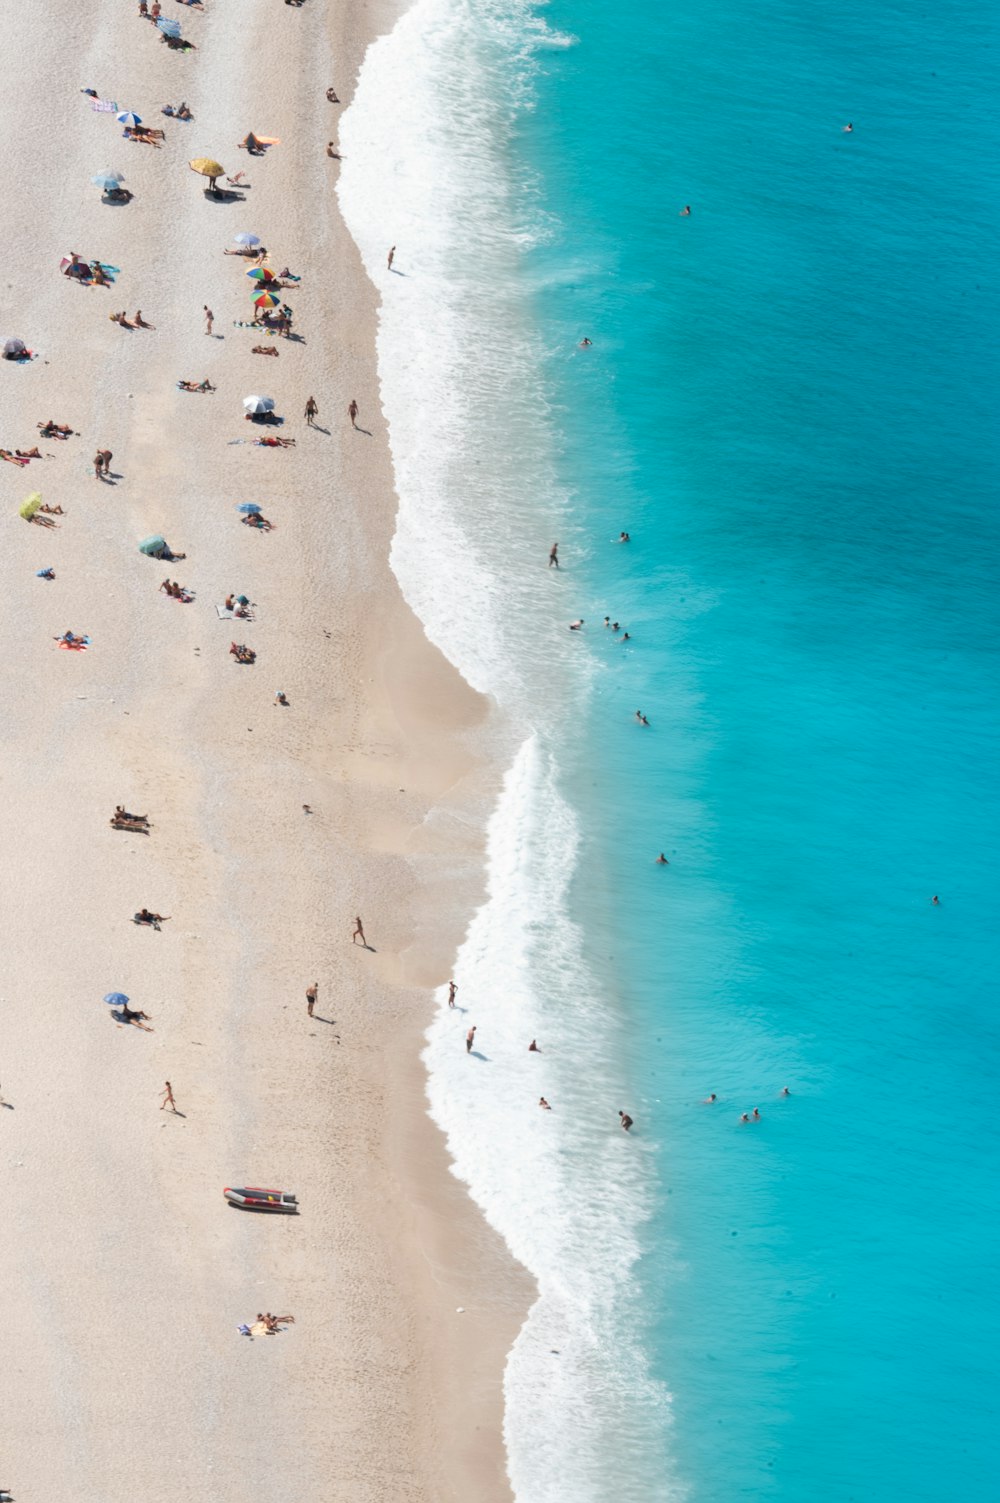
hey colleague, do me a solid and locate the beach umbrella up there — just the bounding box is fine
[19,493,42,520]
[157,16,182,37]
[234,233,261,248]
[190,158,225,179]
[103,992,129,1006]
[236,503,262,515]
[246,267,275,282]
[92,172,125,193]
[242,395,275,414]
[252,291,281,310]
[116,111,142,127]
[138,534,168,557]
[2,337,26,356]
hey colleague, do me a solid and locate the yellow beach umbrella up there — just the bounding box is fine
[189,158,225,178]
[20,492,42,520]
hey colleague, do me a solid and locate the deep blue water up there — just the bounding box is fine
[522,1,1000,1497]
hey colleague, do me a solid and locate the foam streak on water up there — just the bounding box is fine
[338,2,673,1498]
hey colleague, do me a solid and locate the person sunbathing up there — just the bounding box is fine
[230,642,256,663]
[133,311,154,328]
[56,630,87,647]
[110,311,134,327]
[252,345,279,356]
[16,447,43,460]
[38,420,73,437]
[115,806,148,823]
[0,449,28,466]
[254,436,295,447]
[37,567,55,580]
[90,261,111,286]
[239,133,264,154]
[40,503,64,514]
[176,379,215,391]
[242,513,273,530]
[134,908,169,927]
[119,1003,152,1026]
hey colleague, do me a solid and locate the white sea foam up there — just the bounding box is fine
[338,3,675,1497]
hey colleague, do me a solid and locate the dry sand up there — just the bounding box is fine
[0,2,530,1498]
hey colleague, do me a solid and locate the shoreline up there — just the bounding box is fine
[0,2,531,1498]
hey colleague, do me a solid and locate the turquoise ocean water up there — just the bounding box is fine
[529,0,1000,1497]
[340,0,999,1497]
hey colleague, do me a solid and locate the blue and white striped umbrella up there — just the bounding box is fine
[116,111,142,127]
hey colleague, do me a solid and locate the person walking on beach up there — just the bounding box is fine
[204,305,214,336]
[619,1110,633,1131]
[304,396,318,426]
[466,1026,476,1054]
[447,981,457,1008]
[348,398,359,428]
[100,450,113,477]
[94,450,104,479]
[387,246,395,271]
[352,915,366,946]
[306,982,318,1017]
[548,542,559,568]
[160,1081,177,1113]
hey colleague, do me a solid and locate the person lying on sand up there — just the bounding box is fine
[176,379,215,392]
[0,449,29,466]
[163,102,193,119]
[253,436,295,447]
[238,133,264,154]
[252,345,279,356]
[133,311,154,328]
[134,908,169,927]
[118,1003,153,1029]
[40,503,64,514]
[115,806,148,823]
[110,310,134,328]
[90,261,111,286]
[16,446,43,460]
[242,513,273,529]
[38,420,74,438]
[230,642,256,663]
[55,630,87,648]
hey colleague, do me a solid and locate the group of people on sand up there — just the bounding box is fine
[64,253,112,286]
[38,419,74,438]
[1,446,43,465]
[111,310,153,329]
[230,642,256,664]
[159,578,193,601]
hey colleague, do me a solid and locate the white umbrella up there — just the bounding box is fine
[243,395,275,414]
[234,233,261,248]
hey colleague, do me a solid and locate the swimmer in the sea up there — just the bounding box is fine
[655,853,669,865]
[619,1110,634,1132]
[843,122,854,133]
[618,632,631,642]
[679,205,691,216]
[569,619,584,631]
[780,1087,790,1096]
[635,710,649,726]
[705,1093,717,1104]
[529,1039,540,1052]
[932,895,940,905]
[740,1112,750,1123]
[579,337,592,347]
[539,1097,551,1110]
[752,1108,761,1120]
[618,531,630,543]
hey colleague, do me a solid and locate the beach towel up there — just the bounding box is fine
[92,99,118,112]
[57,639,89,651]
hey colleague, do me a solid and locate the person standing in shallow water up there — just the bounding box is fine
[387,246,395,271]
[619,1110,633,1131]
[548,542,559,568]
[466,1026,476,1053]
[447,981,456,1008]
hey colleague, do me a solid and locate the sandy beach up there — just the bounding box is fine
[0,2,530,1499]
